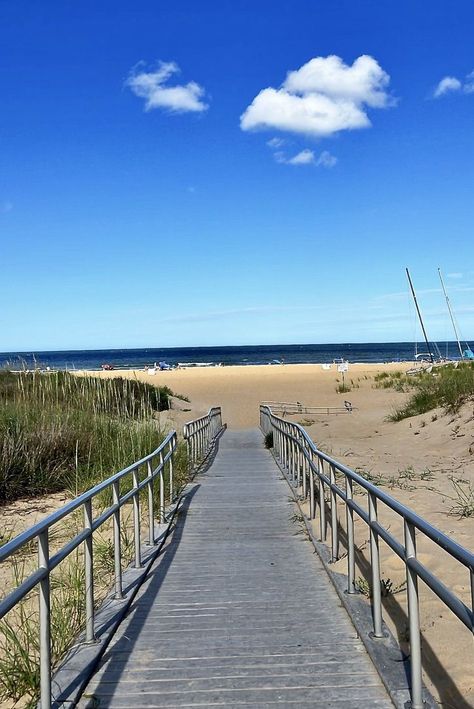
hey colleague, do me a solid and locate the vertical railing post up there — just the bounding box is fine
[113,480,124,600]
[132,468,141,568]
[368,492,384,637]
[309,450,315,519]
[169,446,174,504]
[302,446,307,499]
[84,499,96,642]
[330,464,338,562]
[404,520,424,709]
[345,477,356,594]
[159,451,165,523]
[147,459,155,545]
[297,439,302,487]
[319,458,326,541]
[38,530,51,709]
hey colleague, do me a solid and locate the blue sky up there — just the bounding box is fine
[1,0,473,351]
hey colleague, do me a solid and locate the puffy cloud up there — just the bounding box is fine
[241,54,394,137]
[433,70,474,97]
[125,61,208,113]
[434,76,462,98]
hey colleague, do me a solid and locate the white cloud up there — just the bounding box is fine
[267,137,286,148]
[287,149,315,165]
[433,70,474,98]
[125,61,208,113]
[434,76,462,98]
[316,150,338,168]
[273,148,337,167]
[447,272,463,279]
[241,54,394,137]
[464,71,474,94]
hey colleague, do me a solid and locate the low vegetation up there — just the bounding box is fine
[0,370,193,705]
[376,363,474,420]
[0,371,184,503]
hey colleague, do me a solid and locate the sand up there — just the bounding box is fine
[94,362,473,707]
[1,362,472,707]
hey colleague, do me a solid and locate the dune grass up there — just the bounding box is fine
[388,362,474,421]
[0,370,192,705]
[0,371,180,503]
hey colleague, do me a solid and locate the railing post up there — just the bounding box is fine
[169,447,174,504]
[84,499,96,642]
[38,530,51,709]
[368,492,384,637]
[330,464,339,561]
[302,447,307,499]
[405,520,424,709]
[159,451,165,523]
[345,477,356,594]
[132,468,141,568]
[147,459,155,545]
[309,450,315,519]
[297,439,302,488]
[319,458,326,541]
[112,480,124,600]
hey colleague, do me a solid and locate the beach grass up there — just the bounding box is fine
[0,371,181,503]
[388,362,474,420]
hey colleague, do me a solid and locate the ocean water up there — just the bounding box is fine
[0,342,463,371]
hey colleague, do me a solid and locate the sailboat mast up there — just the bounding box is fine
[406,268,434,363]
[438,268,463,359]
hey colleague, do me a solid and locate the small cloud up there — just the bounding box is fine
[464,70,474,94]
[267,137,286,148]
[274,149,314,165]
[0,201,13,213]
[125,60,208,113]
[274,148,337,167]
[434,76,462,98]
[288,149,316,165]
[433,70,474,98]
[316,150,337,168]
[241,54,395,138]
[447,272,463,279]
[187,186,196,193]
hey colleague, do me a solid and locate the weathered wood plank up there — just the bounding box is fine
[79,429,393,708]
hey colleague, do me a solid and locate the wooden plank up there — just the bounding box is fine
[79,429,393,708]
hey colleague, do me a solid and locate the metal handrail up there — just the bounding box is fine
[183,406,223,467]
[261,400,354,415]
[0,409,222,709]
[260,404,474,709]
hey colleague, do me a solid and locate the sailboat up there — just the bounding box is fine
[406,268,437,366]
[438,268,474,360]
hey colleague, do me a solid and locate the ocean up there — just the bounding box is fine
[0,342,463,371]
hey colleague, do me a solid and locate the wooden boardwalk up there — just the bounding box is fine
[80,429,393,708]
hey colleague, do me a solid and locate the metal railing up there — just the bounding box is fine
[260,404,474,709]
[183,407,223,467]
[261,400,354,415]
[0,410,222,709]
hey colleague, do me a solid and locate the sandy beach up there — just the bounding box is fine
[91,362,473,707]
[2,362,472,707]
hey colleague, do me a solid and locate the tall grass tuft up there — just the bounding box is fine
[389,363,474,421]
[0,371,178,502]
